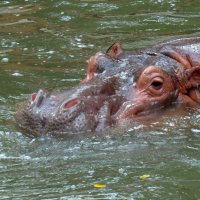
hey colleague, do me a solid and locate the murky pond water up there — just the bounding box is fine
[1,0,200,199]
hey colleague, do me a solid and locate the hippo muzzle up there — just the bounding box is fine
[16,75,125,135]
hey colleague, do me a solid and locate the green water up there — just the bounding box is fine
[1,0,200,199]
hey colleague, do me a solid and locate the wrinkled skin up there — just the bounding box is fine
[15,36,200,136]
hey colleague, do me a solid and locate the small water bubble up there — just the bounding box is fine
[11,41,18,46]
[12,72,23,77]
[47,50,55,54]
[186,146,198,150]
[38,48,44,52]
[77,44,87,48]
[196,114,200,119]
[118,168,127,176]
[88,44,94,47]
[191,128,200,133]
[75,37,82,42]
[134,124,144,130]
[88,170,95,176]
[70,185,76,190]
[119,71,127,79]
[3,1,10,4]
[60,16,72,22]
[0,153,6,158]
[20,155,31,160]
[118,168,124,174]
[29,139,36,144]
[168,122,175,127]
[128,128,134,132]
[1,58,9,63]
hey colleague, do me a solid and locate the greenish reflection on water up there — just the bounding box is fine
[0,0,200,199]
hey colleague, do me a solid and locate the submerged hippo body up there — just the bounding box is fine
[16,36,200,136]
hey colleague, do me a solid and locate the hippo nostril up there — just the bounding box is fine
[30,89,46,107]
[31,93,37,102]
[63,99,81,109]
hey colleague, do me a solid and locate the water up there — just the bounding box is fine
[1,0,200,199]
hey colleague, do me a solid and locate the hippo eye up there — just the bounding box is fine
[150,78,163,90]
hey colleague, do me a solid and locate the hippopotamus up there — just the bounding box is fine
[15,35,200,136]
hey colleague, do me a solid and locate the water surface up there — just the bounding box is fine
[0,0,200,199]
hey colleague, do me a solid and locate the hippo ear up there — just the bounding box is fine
[161,47,191,69]
[161,46,200,69]
[186,66,200,86]
[106,42,123,58]
[185,66,200,103]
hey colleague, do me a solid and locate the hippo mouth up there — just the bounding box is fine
[114,100,171,122]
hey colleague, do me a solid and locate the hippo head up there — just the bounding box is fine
[15,42,200,136]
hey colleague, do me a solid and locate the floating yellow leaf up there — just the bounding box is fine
[94,184,107,188]
[139,174,150,180]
